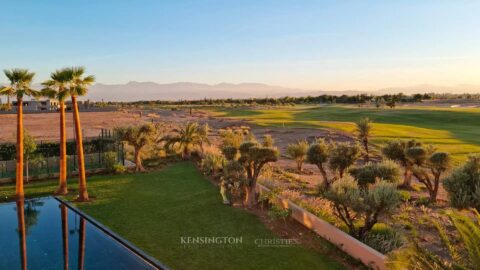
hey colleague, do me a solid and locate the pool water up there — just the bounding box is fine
[0,197,162,270]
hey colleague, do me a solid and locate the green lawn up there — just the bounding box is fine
[213,105,480,163]
[0,163,345,270]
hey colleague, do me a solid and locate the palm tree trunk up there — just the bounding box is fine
[7,95,11,110]
[364,139,369,163]
[16,97,24,199]
[78,217,86,270]
[72,96,89,201]
[16,199,27,270]
[60,204,69,270]
[56,101,68,195]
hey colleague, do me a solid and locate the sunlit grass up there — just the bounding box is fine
[0,163,345,270]
[212,105,480,163]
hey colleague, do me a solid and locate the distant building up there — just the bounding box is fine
[12,99,59,112]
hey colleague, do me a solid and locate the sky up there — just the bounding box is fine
[1,0,480,91]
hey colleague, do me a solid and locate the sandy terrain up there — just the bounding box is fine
[0,111,154,143]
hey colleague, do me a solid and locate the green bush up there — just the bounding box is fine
[348,160,401,187]
[201,153,225,174]
[323,175,401,239]
[267,204,292,221]
[103,152,118,173]
[221,146,238,161]
[328,142,361,178]
[113,164,126,174]
[363,224,404,254]
[286,140,309,172]
[444,155,480,210]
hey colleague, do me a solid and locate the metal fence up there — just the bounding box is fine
[0,129,125,179]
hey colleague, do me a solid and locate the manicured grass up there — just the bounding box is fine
[213,105,480,163]
[0,163,345,270]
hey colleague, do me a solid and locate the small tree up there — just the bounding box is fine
[408,149,451,203]
[356,117,373,162]
[23,130,38,183]
[238,139,279,208]
[329,142,361,178]
[286,140,309,172]
[348,159,401,187]
[382,139,422,189]
[324,175,400,239]
[307,139,330,186]
[262,134,274,148]
[115,123,158,172]
[444,155,480,210]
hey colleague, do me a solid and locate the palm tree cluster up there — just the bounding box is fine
[0,67,95,202]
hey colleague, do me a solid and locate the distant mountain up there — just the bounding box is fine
[83,82,480,102]
[3,81,480,102]
[84,82,314,101]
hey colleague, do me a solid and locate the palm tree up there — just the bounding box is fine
[163,122,209,158]
[42,69,71,195]
[356,117,372,162]
[64,67,95,202]
[0,69,38,199]
[0,84,14,110]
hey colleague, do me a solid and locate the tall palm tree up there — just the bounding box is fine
[42,69,71,195]
[64,67,95,202]
[356,117,373,162]
[0,69,38,199]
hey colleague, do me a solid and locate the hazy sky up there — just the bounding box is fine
[1,1,480,90]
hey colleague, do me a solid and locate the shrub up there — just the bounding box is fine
[221,146,238,161]
[262,134,274,148]
[221,129,244,149]
[307,139,330,186]
[348,159,401,187]
[103,152,118,173]
[201,153,225,175]
[444,155,480,210]
[286,140,309,172]
[267,204,292,222]
[323,175,400,239]
[363,224,404,254]
[113,164,126,174]
[381,139,422,188]
[328,142,361,178]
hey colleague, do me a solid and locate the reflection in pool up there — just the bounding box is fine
[0,197,164,270]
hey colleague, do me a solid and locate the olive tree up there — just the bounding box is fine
[348,159,401,187]
[328,142,361,178]
[307,139,330,186]
[356,117,373,162]
[382,139,422,189]
[286,140,309,172]
[444,155,480,210]
[238,140,279,208]
[115,123,159,172]
[323,175,401,239]
[406,147,451,203]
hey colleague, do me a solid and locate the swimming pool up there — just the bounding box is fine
[0,197,167,270]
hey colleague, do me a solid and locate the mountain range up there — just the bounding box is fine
[3,81,480,102]
[83,82,480,102]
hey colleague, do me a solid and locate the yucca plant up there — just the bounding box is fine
[356,117,373,162]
